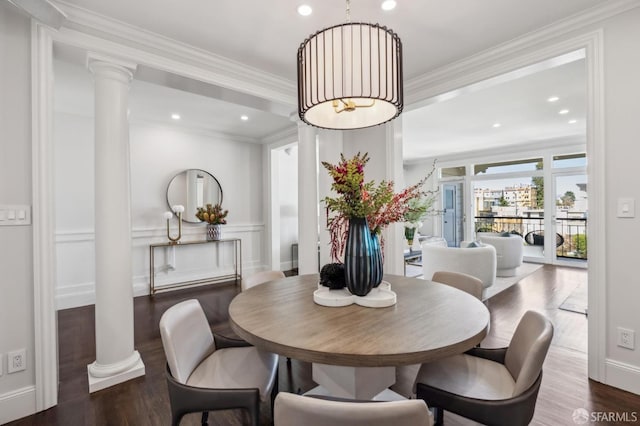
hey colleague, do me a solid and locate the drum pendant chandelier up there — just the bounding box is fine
[297,0,403,130]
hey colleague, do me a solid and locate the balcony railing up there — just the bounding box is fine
[474,216,587,260]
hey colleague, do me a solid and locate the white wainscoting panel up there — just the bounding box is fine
[55,223,266,309]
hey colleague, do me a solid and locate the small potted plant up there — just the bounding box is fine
[195,203,228,241]
[403,196,436,250]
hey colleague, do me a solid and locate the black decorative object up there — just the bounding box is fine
[320,263,346,289]
[297,0,403,130]
[344,217,383,296]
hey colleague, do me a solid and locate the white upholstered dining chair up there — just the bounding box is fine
[274,392,433,426]
[414,310,553,426]
[394,271,485,398]
[159,299,279,426]
[241,270,286,292]
[431,271,484,301]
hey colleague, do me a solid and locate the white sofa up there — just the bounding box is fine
[477,232,524,277]
[422,243,496,293]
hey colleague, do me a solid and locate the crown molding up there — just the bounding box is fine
[261,125,298,145]
[403,135,586,166]
[405,0,640,105]
[8,0,66,29]
[52,0,297,106]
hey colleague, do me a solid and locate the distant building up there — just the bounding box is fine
[474,184,538,215]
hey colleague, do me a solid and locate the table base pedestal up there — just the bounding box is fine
[308,363,404,400]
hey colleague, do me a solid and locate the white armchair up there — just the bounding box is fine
[477,232,524,277]
[422,243,496,294]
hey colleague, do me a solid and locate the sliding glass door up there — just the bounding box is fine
[553,172,587,264]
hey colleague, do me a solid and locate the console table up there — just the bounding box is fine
[149,238,241,295]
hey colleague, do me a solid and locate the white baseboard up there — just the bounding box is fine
[56,262,269,310]
[56,282,96,310]
[605,358,640,395]
[0,386,36,424]
[280,260,294,271]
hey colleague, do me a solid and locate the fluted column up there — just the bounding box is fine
[295,120,319,274]
[86,53,145,392]
[317,130,343,266]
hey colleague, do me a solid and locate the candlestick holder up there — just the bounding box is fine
[165,205,184,244]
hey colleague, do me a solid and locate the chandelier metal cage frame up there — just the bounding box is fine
[297,20,403,130]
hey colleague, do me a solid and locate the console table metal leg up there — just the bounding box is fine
[150,246,155,296]
[149,238,242,294]
[238,239,242,283]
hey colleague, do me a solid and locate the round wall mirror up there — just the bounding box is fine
[167,169,223,224]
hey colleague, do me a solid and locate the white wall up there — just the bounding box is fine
[0,3,37,423]
[597,8,640,392]
[403,160,439,237]
[277,146,298,270]
[53,110,266,309]
[343,127,388,183]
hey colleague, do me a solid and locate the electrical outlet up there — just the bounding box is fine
[7,349,26,373]
[617,328,635,350]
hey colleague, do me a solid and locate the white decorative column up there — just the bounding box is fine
[87,54,145,392]
[296,120,319,274]
[384,120,405,275]
[317,130,343,266]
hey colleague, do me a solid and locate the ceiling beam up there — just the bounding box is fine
[8,0,67,29]
[135,65,294,118]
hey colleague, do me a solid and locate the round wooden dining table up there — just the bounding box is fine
[229,273,489,400]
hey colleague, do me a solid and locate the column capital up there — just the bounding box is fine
[290,112,318,130]
[87,52,137,81]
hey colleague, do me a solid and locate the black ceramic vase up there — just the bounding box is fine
[344,217,383,296]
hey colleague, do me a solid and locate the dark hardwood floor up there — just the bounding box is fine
[8,265,640,425]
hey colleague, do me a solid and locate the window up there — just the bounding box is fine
[553,153,586,168]
[441,166,466,178]
[474,158,542,175]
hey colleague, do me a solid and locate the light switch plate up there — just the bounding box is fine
[0,205,31,226]
[617,198,635,218]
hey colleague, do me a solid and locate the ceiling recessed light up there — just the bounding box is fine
[297,5,312,16]
[547,96,559,102]
[240,115,249,121]
[559,109,569,115]
[492,123,501,128]
[381,0,397,11]
[568,119,577,124]
[171,113,181,120]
